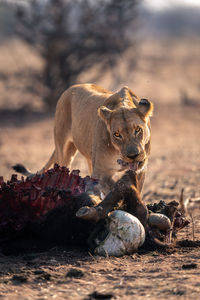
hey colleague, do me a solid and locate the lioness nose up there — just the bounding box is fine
[127,153,139,160]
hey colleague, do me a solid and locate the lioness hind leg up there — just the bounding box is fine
[62,141,77,168]
[38,150,56,174]
[86,159,93,175]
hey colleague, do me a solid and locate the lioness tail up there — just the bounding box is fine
[12,150,56,177]
[12,164,33,177]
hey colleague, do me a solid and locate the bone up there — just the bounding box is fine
[76,206,102,221]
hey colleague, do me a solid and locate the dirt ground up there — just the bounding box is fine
[0,102,200,300]
[0,38,200,299]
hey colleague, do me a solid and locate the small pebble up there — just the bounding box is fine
[66,268,84,278]
[182,263,197,269]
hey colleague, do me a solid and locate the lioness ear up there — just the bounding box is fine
[98,106,112,121]
[138,98,153,119]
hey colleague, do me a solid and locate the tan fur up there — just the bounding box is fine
[24,84,153,195]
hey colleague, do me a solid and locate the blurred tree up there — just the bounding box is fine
[15,0,139,108]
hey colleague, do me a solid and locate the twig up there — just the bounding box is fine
[179,188,191,215]
[189,197,200,204]
[189,213,195,241]
[88,251,97,261]
[179,188,185,213]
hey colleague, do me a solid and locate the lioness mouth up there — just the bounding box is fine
[117,159,144,172]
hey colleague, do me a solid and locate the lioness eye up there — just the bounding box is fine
[135,126,142,135]
[114,132,122,138]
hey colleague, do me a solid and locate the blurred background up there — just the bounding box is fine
[0,0,200,203]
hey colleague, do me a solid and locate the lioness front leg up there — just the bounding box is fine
[83,167,115,209]
[87,167,115,200]
[97,174,115,198]
[90,140,118,197]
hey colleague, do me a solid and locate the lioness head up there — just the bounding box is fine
[98,87,153,171]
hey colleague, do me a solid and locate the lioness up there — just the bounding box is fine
[14,83,153,196]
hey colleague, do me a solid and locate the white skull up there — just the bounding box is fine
[88,210,145,257]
